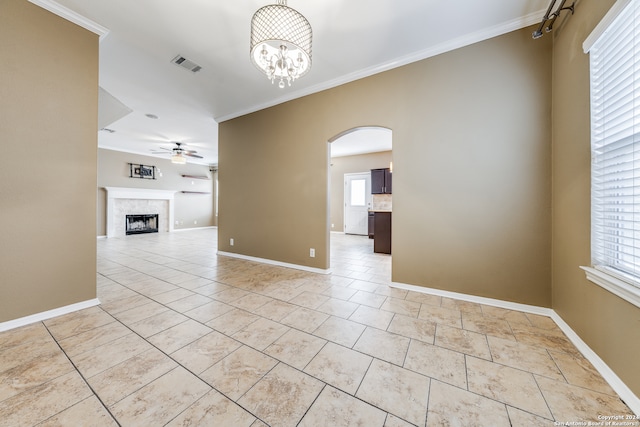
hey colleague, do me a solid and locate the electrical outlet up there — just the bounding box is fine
[230,238,234,246]
[194,220,197,225]
[309,248,315,258]
[331,223,334,228]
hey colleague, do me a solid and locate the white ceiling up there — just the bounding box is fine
[33,0,551,165]
[330,127,393,158]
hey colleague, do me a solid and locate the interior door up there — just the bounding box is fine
[344,172,372,235]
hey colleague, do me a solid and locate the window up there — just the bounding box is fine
[583,0,640,307]
[350,179,366,206]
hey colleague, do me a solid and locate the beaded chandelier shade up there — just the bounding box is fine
[250,0,312,88]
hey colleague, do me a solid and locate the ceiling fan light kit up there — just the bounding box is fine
[250,0,312,88]
[171,153,187,164]
[151,142,203,164]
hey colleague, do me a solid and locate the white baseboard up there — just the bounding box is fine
[174,226,217,232]
[217,251,331,275]
[97,226,217,239]
[391,281,554,316]
[391,281,640,415]
[0,298,101,332]
[550,312,640,415]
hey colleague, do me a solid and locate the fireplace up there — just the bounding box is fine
[104,187,177,238]
[126,214,159,235]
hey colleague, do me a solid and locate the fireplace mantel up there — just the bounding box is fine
[104,187,177,238]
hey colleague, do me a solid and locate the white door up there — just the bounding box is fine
[344,172,372,235]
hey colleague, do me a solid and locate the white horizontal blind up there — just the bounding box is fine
[591,0,640,285]
[584,0,633,53]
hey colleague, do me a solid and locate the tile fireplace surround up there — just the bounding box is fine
[104,187,177,238]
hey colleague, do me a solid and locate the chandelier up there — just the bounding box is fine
[250,0,312,88]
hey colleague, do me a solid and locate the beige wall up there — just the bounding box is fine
[552,0,640,395]
[97,148,216,236]
[219,26,553,306]
[330,151,392,232]
[0,0,98,322]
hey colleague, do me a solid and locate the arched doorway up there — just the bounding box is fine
[328,126,393,275]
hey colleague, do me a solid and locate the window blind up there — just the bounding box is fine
[591,0,640,286]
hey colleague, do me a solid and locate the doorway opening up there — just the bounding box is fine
[328,126,392,277]
[344,172,371,235]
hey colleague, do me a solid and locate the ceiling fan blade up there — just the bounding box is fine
[149,143,203,159]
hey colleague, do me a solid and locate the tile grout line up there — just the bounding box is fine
[40,321,123,427]
[423,377,432,427]
[88,304,273,424]
[293,383,327,426]
[88,231,635,423]
[98,272,402,423]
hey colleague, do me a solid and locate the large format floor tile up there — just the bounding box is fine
[199,345,278,401]
[0,229,634,426]
[165,389,256,426]
[237,363,324,427]
[87,348,177,407]
[356,359,430,425]
[109,367,211,426]
[304,342,373,395]
[426,380,511,427]
[299,386,387,427]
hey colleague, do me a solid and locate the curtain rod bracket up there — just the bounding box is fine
[532,0,576,39]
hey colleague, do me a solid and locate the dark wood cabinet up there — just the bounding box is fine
[384,168,392,193]
[371,169,385,194]
[368,212,375,239]
[371,168,392,194]
[373,212,391,254]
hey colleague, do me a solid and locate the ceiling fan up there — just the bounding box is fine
[151,142,202,164]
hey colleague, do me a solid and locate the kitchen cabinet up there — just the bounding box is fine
[371,168,392,194]
[368,212,374,239]
[373,211,391,254]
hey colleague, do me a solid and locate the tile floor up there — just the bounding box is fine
[0,229,636,426]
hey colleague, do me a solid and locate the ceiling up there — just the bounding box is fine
[33,0,551,165]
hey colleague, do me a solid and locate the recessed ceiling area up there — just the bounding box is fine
[32,0,552,165]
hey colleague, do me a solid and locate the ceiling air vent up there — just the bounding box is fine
[171,55,202,73]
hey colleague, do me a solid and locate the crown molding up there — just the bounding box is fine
[216,8,545,122]
[28,0,109,40]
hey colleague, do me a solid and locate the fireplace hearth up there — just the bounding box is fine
[126,214,159,235]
